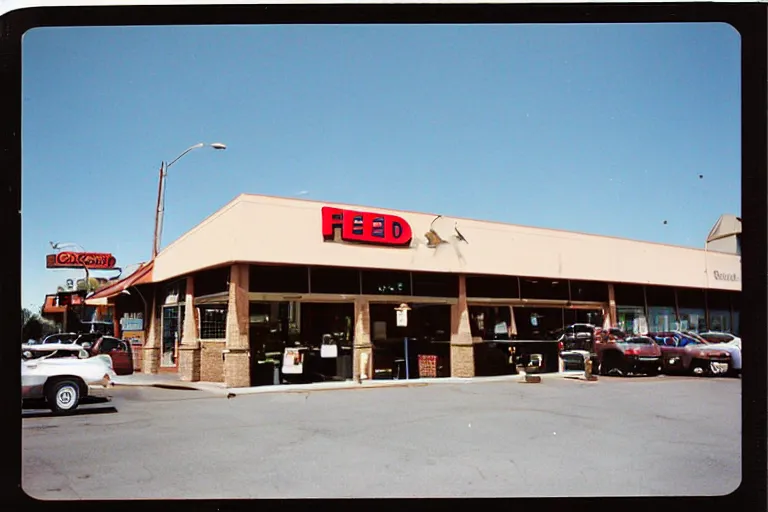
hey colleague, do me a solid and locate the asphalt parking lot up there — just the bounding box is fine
[22,375,741,499]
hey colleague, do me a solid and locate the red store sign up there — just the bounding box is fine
[46,251,117,270]
[322,207,413,247]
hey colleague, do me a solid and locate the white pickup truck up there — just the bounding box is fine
[21,343,117,414]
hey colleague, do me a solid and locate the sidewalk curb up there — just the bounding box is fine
[114,370,588,397]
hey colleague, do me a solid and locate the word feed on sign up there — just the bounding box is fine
[46,252,117,270]
[322,207,413,247]
[713,271,739,282]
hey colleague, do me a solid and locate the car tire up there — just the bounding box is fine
[46,380,81,414]
[646,365,660,377]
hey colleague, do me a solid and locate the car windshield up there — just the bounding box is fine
[622,337,653,344]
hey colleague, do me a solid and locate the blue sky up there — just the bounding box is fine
[21,22,740,311]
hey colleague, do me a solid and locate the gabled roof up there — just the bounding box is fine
[85,260,154,302]
[707,214,742,243]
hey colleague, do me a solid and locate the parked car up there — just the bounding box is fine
[82,336,134,376]
[37,332,134,375]
[594,335,662,376]
[699,331,742,350]
[557,324,597,371]
[647,331,733,377]
[682,331,741,377]
[21,343,116,414]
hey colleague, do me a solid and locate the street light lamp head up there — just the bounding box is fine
[210,143,227,150]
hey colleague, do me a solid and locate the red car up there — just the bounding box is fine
[647,332,732,377]
[595,335,662,376]
[80,335,134,376]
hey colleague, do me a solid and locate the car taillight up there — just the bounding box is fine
[559,342,564,351]
[625,349,637,355]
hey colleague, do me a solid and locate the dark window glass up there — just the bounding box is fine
[676,287,705,309]
[412,272,459,298]
[194,267,230,297]
[250,265,309,294]
[707,290,732,311]
[465,275,520,299]
[199,306,228,339]
[569,280,609,302]
[614,283,645,306]
[519,277,569,301]
[309,266,360,295]
[99,338,129,353]
[645,285,675,307]
[163,280,186,303]
[361,270,411,295]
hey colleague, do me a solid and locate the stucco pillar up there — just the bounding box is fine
[353,297,372,382]
[142,287,160,374]
[450,275,475,378]
[179,275,201,382]
[607,283,618,328]
[224,264,250,388]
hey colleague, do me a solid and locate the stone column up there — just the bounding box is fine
[352,297,373,381]
[607,283,618,328]
[450,275,475,378]
[178,275,201,382]
[142,286,160,374]
[224,264,250,388]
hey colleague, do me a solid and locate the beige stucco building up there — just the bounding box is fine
[87,194,742,387]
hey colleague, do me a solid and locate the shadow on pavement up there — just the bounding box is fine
[23,406,118,419]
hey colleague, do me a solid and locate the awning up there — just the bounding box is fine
[84,260,154,304]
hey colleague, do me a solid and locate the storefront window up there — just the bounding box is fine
[707,290,733,332]
[249,301,300,357]
[195,267,230,297]
[520,277,569,301]
[361,270,411,295]
[250,265,309,294]
[732,311,740,336]
[708,310,731,333]
[309,266,360,294]
[465,275,519,299]
[676,287,705,332]
[644,285,675,333]
[569,280,609,302]
[412,272,459,298]
[613,284,645,308]
[677,309,706,332]
[648,307,675,332]
[199,306,227,339]
[469,306,512,340]
[616,306,647,335]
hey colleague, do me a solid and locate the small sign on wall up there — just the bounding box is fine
[395,303,411,327]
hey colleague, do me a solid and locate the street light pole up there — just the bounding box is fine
[151,142,226,259]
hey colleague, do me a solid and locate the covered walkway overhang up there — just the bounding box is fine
[84,261,155,305]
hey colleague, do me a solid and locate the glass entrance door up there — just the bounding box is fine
[161,305,183,368]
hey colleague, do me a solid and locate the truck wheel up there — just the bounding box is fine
[47,380,81,414]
